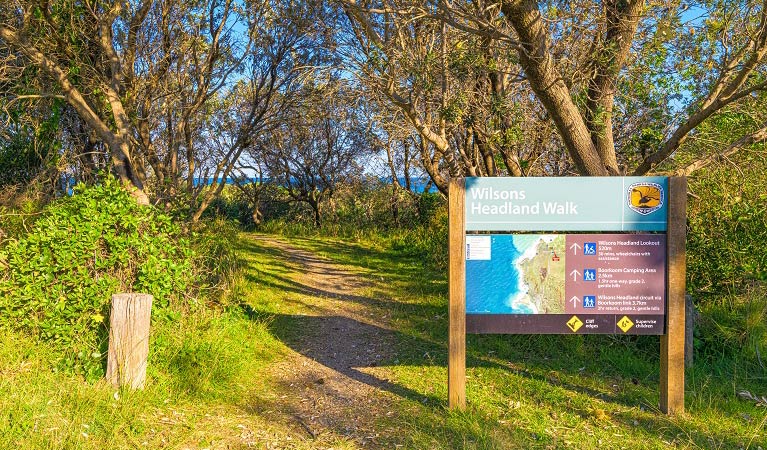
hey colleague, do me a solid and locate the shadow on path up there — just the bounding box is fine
[237,234,763,450]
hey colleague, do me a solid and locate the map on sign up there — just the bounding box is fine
[466,235,566,314]
[466,233,666,334]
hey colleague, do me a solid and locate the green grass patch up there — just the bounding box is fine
[0,306,287,449]
[284,233,767,449]
[2,230,766,449]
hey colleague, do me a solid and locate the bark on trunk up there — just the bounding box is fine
[498,0,608,176]
[0,25,150,203]
[584,0,643,176]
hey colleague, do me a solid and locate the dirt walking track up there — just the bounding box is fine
[251,235,405,448]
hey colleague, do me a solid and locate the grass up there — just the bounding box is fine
[285,233,767,449]
[1,230,766,449]
[0,308,293,449]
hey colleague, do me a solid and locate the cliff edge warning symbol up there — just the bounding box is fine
[617,316,635,333]
[567,316,583,332]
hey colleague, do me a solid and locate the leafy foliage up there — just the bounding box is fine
[685,152,767,367]
[252,179,449,270]
[0,176,194,378]
[687,153,767,293]
[187,218,242,304]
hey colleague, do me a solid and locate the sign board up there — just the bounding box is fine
[447,176,687,416]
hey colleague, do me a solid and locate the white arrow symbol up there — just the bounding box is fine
[570,243,581,255]
[570,296,579,308]
[570,269,580,281]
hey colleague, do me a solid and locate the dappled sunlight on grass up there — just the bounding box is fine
[272,232,767,449]
[2,231,765,449]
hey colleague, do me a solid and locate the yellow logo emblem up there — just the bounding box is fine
[628,182,664,215]
[617,316,634,333]
[567,316,583,332]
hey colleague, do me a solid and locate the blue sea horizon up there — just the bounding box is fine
[192,176,438,192]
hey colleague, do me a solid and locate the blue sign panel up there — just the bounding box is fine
[464,177,668,231]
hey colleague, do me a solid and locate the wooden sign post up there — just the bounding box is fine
[448,178,466,410]
[448,177,686,415]
[660,177,687,414]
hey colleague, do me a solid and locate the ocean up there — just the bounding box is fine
[192,176,438,193]
[465,235,545,314]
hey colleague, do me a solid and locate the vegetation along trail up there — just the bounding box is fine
[1,224,765,449]
[238,232,767,449]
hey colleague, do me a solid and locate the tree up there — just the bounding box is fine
[341,0,578,195]
[342,0,767,180]
[0,0,160,203]
[1,0,327,216]
[264,80,370,226]
[0,41,102,198]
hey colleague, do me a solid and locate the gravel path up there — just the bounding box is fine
[251,236,404,448]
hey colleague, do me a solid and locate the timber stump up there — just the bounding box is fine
[106,293,153,389]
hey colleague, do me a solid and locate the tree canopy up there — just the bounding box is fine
[2,0,767,209]
[343,0,767,188]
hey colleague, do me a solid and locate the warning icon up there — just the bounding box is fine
[617,316,634,333]
[567,316,584,333]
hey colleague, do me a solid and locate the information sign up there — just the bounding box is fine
[447,176,688,415]
[465,177,668,231]
[465,234,666,334]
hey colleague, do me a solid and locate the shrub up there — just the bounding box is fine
[686,153,767,293]
[0,176,194,379]
[683,153,767,368]
[387,203,448,270]
[695,286,767,367]
[188,218,242,304]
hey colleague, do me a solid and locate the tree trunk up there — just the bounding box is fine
[499,0,609,176]
[390,183,400,224]
[110,137,150,205]
[0,25,150,203]
[252,207,263,226]
[584,0,643,176]
[252,195,263,226]
[308,194,322,227]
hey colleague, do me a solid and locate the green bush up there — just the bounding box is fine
[0,176,194,378]
[387,203,448,270]
[0,200,43,243]
[687,153,767,293]
[202,183,293,228]
[695,286,767,367]
[188,218,242,304]
[684,153,767,368]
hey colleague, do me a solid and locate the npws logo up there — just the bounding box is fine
[627,182,664,215]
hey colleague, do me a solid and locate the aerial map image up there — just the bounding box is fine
[466,234,566,314]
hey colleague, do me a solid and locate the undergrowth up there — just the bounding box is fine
[0,307,284,449]
[0,177,236,379]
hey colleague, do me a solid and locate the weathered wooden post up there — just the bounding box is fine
[106,293,153,389]
[660,176,687,414]
[448,178,466,410]
[685,294,695,368]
